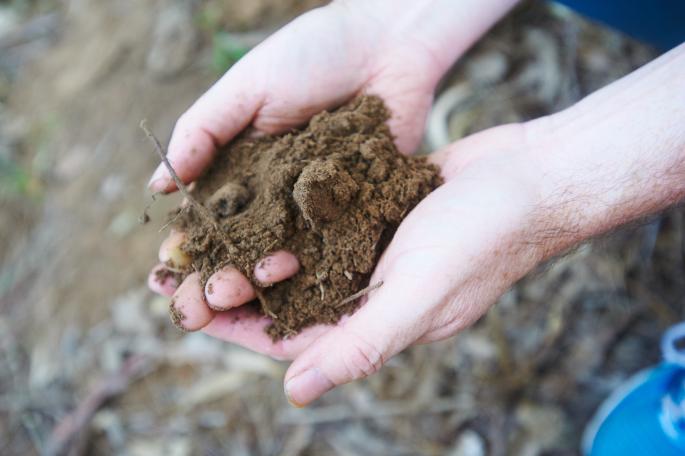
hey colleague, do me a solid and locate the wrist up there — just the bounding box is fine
[526,43,685,258]
[392,0,521,76]
[332,0,520,82]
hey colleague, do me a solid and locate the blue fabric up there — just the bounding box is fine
[555,0,685,51]
[587,364,685,456]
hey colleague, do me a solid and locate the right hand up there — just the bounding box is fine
[148,0,520,349]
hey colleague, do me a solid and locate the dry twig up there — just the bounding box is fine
[336,281,383,308]
[158,207,187,233]
[43,356,153,456]
[139,120,221,233]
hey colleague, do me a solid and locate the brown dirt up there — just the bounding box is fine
[173,95,442,339]
[154,267,183,285]
[168,299,188,332]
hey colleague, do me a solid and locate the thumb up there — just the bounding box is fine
[148,59,263,193]
[283,271,436,406]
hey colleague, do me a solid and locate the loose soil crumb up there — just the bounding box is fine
[168,299,188,332]
[155,267,184,286]
[173,96,442,339]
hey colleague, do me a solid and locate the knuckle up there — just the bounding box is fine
[339,330,385,380]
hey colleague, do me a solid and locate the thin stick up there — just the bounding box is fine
[158,206,187,233]
[255,289,278,319]
[139,120,221,233]
[335,281,383,308]
[140,120,194,200]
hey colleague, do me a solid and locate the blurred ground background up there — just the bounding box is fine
[0,1,682,455]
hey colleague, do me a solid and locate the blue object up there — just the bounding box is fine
[555,0,685,51]
[583,322,685,455]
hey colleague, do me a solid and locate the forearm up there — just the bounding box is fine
[334,0,520,77]
[528,43,685,257]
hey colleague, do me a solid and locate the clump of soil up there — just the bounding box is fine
[173,96,442,339]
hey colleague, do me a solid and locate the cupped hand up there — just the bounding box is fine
[148,122,547,405]
[148,2,452,336]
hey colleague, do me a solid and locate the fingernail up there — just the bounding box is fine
[148,164,169,192]
[254,256,274,284]
[284,368,334,407]
[149,179,169,193]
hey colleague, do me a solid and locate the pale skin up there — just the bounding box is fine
[147,0,685,406]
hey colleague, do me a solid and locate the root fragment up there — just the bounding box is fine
[140,120,236,256]
[335,281,383,308]
[139,120,222,234]
[158,206,187,233]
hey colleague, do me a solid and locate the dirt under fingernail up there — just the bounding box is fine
[154,267,183,286]
[168,96,442,339]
